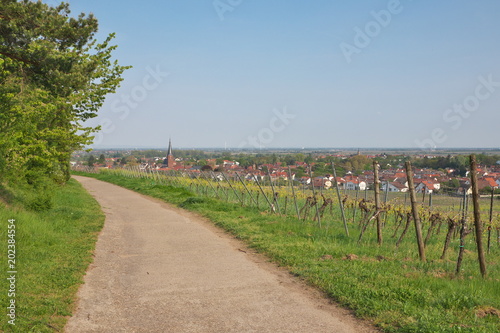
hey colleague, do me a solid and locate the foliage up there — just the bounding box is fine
[0,0,129,205]
[409,155,491,176]
[0,178,104,332]
[87,155,96,167]
[479,186,500,195]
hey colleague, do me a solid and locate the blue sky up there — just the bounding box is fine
[63,0,500,149]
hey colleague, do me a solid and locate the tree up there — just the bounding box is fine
[294,167,305,178]
[349,155,372,173]
[444,178,460,189]
[0,1,129,191]
[97,154,106,165]
[87,155,96,167]
[304,154,314,165]
[119,155,137,166]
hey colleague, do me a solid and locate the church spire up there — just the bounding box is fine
[163,138,175,167]
[167,138,173,156]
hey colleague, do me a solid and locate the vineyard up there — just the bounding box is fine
[73,161,500,332]
[74,164,499,270]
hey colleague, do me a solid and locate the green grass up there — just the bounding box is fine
[0,179,104,332]
[74,171,500,332]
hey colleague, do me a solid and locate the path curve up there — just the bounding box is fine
[65,176,378,333]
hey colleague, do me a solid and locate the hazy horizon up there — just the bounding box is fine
[83,146,500,153]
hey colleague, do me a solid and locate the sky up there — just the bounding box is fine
[58,0,500,149]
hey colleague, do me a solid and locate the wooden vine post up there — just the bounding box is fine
[469,155,487,278]
[373,161,383,245]
[221,172,243,205]
[288,166,301,219]
[456,190,470,275]
[308,165,321,228]
[267,170,282,215]
[235,172,258,207]
[487,187,494,254]
[252,174,275,214]
[332,162,349,236]
[405,161,426,261]
[352,186,360,224]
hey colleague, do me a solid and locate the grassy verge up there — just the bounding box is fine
[73,171,500,333]
[0,179,104,332]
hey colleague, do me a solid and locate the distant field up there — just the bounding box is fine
[73,169,500,333]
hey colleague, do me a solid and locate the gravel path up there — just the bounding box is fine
[65,176,378,333]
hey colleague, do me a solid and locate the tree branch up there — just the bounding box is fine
[0,50,36,65]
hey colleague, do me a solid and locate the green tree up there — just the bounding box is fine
[349,155,372,173]
[119,155,137,166]
[87,155,96,167]
[304,154,314,165]
[294,166,305,178]
[97,154,106,165]
[0,1,129,193]
[446,178,460,189]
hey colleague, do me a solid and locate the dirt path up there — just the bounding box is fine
[65,176,378,333]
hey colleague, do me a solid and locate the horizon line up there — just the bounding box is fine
[82,147,500,151]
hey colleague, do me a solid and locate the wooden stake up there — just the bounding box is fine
[332,162,349,236]
[267,171,282,216]
[352,187,360,224]
[202,172,221,199]
[405,161,426,261]
[288,166,301,220]
[456,191,470,275]
[308,166,321,228]
[221,172,243,205]
[235,172,258,206]
[469,155,487,278]
[373,161,382,245]
[252,174,275,214]
[488,187,494,254]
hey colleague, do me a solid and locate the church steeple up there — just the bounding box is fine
[167,138,173,156]
[164,138,175,167]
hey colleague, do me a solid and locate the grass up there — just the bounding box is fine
[73,170,500,332]
[0,179,104,332]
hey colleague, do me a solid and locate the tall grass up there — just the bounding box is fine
[74,170,500,333]
[0,179,104,332]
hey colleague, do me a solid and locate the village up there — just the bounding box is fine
[72,141,500,197]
